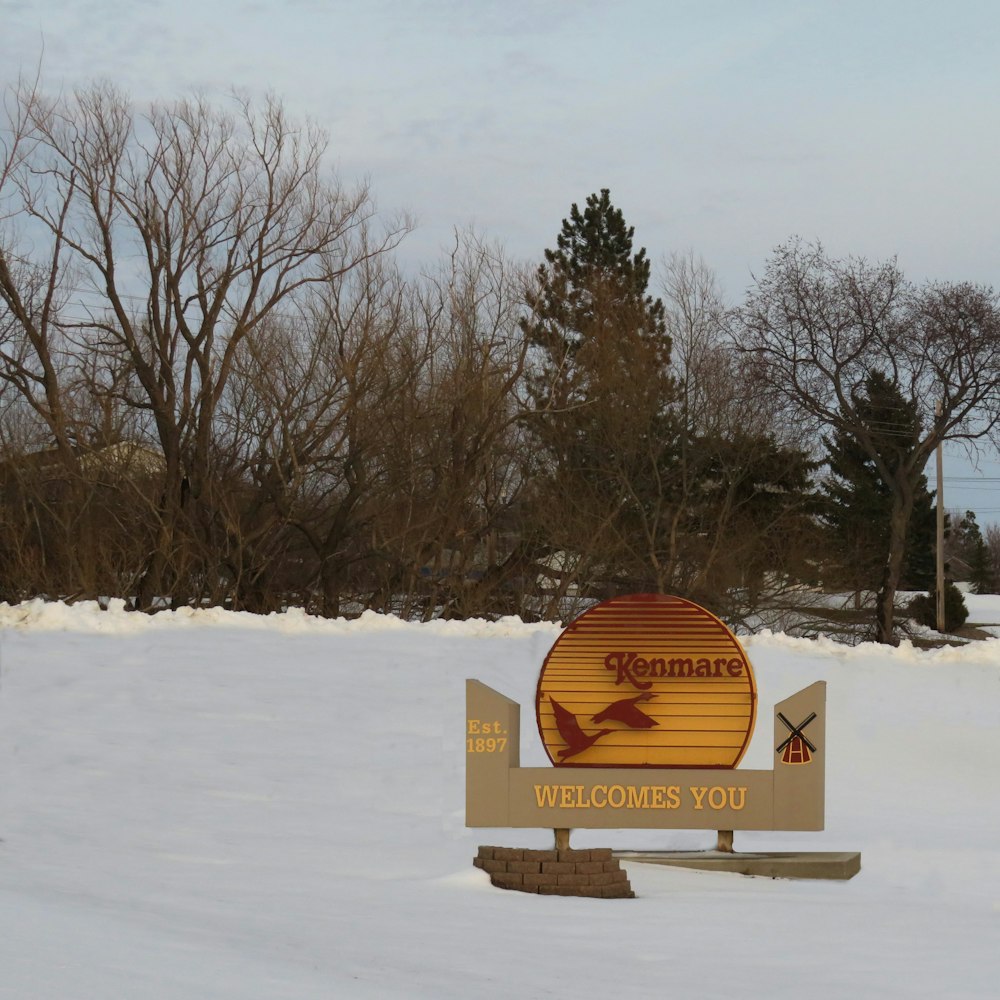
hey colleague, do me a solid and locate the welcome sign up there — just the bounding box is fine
[467,594,825,833]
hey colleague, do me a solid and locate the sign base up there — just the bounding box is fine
[615,850,862,880]
[474,846,635,897]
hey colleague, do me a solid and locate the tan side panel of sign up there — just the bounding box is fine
[466,679,520,827]
[772,681,826,831]
[535,594,757,768]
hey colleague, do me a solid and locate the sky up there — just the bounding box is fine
[4,0,1000,517]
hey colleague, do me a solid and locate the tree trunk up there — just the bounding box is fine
[875,482,914,645]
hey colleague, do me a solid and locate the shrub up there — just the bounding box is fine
[908,582,968,633]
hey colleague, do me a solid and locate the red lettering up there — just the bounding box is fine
[603,652,743,687]
[668,658,693,677]
[603,651,652,690]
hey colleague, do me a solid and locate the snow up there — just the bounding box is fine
[1,600,998,998]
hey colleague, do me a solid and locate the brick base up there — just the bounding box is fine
[474,846,635,898]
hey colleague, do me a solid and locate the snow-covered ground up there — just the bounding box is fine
[0,599,998,998]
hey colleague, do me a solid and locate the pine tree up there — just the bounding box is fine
[951,511,997,593]
[903,481,937,590]
[521,190,677,596]
[968,536,997,594]
[691,430,821,605]
[822,372,938,597]
[523,189,672,418]
[949,510,982,573]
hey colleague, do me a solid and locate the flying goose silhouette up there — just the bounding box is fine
[591,693,659,729]
[550,697,613,760]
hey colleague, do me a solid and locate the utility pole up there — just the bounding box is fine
[935,399,946,632]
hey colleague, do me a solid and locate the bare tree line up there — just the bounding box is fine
[0,80,546,616]
[4,80,1000,637]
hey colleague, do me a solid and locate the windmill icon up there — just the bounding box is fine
[776,711,817,765]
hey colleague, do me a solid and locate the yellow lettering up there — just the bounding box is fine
[729,786,747,811]
[468,720,481,734]
[535,781,726,813]
[534,785,558,808]
[627,786,650,809]
[708,786,727,809]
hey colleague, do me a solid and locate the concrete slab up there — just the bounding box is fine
[615,850,862,880]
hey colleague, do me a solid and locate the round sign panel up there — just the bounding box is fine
[535,594,757,768]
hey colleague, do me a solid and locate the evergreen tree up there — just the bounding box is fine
[522,189,672,418]
[689,430,821,606]
[949,510,982,573]
[903,481,938,590]
[521,190,677,595]
[951,511,997,593]
[968,537,997,594]
[822,372,938,597]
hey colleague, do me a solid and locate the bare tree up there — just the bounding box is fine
[0,81,406,609]
[737,239,1000,643]
[370,231,530,618]
[634,252,817,615]
[0,73,81,468]
[213,230,529,619]
[220,241,416,615]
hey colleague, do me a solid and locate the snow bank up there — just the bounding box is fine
[0,598,563,640]
[6,597,1000,669]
